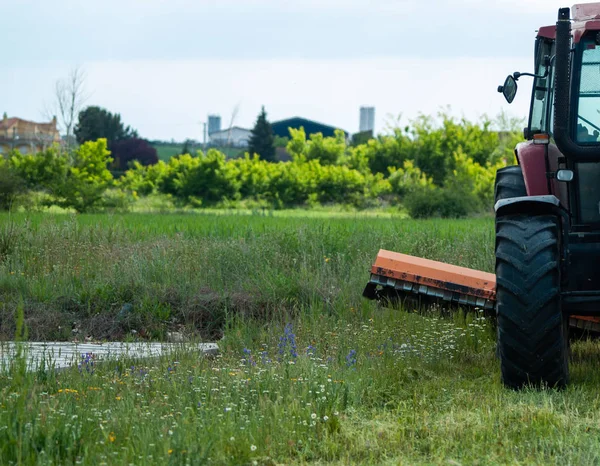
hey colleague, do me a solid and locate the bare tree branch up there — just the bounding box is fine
[45,66,89,150]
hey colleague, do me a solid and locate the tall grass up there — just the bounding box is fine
[0,212,493,341]
[2,212,600,464]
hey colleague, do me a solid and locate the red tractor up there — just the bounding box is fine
[364,4,600,388]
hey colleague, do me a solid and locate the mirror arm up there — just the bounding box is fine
[513,70,548,80]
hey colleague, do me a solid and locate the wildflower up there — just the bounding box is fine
[250,445,257,452]
[168,430,173,436]
[242,348,256,366]
[260,351,270,364]
[58,388,78,394]
[311,413,317,419]
[115,396,122,401]
[78,352,95,375]
[278,323,298,360]
[306,345,316,356]
[323,415,329,421]
[346,349,357,367]
[108,432,116,443]
[230,437,235,441]
[168,449,173,455]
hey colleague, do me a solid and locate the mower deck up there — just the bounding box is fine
[364,249,600,329]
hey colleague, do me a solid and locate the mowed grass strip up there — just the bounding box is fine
[2,212,600,464]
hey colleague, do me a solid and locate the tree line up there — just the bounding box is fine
[0,112,521,217]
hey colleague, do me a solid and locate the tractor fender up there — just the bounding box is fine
[494,195,562,217]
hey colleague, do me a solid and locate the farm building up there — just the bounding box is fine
[271,117,347,139]
[208,126,252,148]
[0,114,61,154]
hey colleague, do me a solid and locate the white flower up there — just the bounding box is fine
[323,415,329,421]
[250,445,257,452]
[168,430,173,436]
[229,437,235,441]
[311,413,317,419]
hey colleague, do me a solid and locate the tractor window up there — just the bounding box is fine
[576,41,600,143]
[529,39,553,134]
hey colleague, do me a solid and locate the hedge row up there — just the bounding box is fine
[0,114,521,217]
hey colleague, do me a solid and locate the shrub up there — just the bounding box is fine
[286,128,346,165]
[110,138,159,169]
[388,160,433,197]
[404,186,474,219]
[7,146,67,192]
[55,139,114,212]
[174,149,240,204]
[117,160,170,196]
[0,164,26,211]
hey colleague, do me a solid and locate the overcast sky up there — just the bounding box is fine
[2,0,571,141]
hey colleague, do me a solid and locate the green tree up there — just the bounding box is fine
[56,139,114,212]
[8,146,68,191]
[74,106,138,145]
[248,107,276,162]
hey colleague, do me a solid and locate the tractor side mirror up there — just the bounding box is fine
[556,169,574,182]
[498,75,518,103]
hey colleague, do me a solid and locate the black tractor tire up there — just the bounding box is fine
[495,214,569,389]
[494,165,526,203]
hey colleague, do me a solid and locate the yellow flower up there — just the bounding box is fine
[108,432,116,443]
[168,449,173,455]
[59,388,78,394]
[115,396,122,401]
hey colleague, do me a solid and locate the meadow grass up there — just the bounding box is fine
[1,212,600,464]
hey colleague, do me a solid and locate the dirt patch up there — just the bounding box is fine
[0,287,289,342]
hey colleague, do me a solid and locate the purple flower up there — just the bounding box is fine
[260,351,271,365]
[78,352,95,375]
[242,348,256,366]
[278,323,298,360]
[346,349,357,368]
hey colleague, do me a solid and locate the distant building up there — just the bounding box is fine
[0,114,61,154]
[207,115,221,135]
[208,126,251,147]
[271,117,347,139]
[359,107,375,133]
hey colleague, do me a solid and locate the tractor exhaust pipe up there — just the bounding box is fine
[554,7,600,158]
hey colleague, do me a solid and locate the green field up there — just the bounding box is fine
[153,143,184,161]
[152,144,244,161]
[2,212,600,464]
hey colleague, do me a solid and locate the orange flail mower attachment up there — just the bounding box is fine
[363,249,496,311]
[363,249,600,331]
[570,315,600,332]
